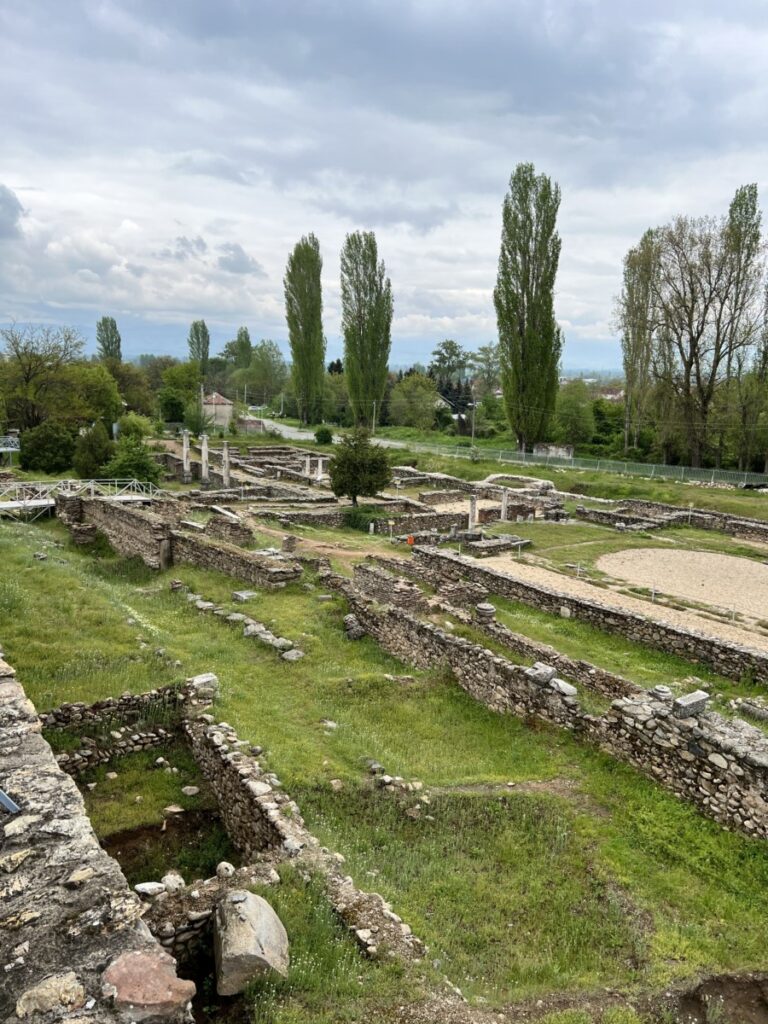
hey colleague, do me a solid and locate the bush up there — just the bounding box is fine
[315,426,333,445]
[117,412,153,440]
[158,387,185,423]
[341,506,386,532]
[19,421,75,474]
[74,423,114,478]
[183,400,214,435]
[101,436,161,484]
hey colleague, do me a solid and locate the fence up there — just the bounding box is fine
[398,442,768,488]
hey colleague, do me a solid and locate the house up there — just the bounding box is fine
[202,391,234,429]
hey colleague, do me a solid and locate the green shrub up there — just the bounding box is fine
[117,412,153,440]
[101,436,161,483]
[74,422,114,478]
[19,421,75,474]
[341,505,386,532]
[314,426,333,445]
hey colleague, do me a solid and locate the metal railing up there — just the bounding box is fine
[0,479,165,521]
[397,443,768,488]
[0,436,20,451]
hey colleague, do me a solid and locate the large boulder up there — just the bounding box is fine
[101,949,195,1021]
[214,891,289,996]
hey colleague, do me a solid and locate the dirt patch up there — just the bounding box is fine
[481,555,768,653]
[597,547,768,621]
[101,810,238,887]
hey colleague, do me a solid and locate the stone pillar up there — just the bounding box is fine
[222,441,231,488]
[200,434,210,485]
[468,494,478,530]
[181,430,191,483]
[316,458,324,481]
[501,488,509,522]
[475,602,496,624]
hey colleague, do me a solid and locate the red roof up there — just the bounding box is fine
[203,392,233,406]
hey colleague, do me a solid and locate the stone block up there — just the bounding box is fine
[214,891,289,995]
[672,690,709,719]
[102,949,195,1021]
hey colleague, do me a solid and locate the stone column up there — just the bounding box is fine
[316,458,325,481]
[181,430,191,483]
[501,488,509,522]
[304,455,312,478]
[468,494,478,530]
[200,434,210,485]
[222,440,231,488]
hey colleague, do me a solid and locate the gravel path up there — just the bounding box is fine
[482,554,768,653]
[596,548,768,621]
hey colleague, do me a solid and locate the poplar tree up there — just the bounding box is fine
[617,230,656,451]
[494,163,562,450]
[187,320,210,375]
[340,231,393,428]
[284,233,325,424]
[96,316,121,362]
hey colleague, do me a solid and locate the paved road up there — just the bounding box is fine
[259,419,407,449]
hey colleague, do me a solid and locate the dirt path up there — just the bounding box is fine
[597,548,768,621]
[248,520,407,567]
[482,554,768,653]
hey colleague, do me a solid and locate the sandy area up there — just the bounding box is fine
[432,498,500,514]
[596,548,768,621]
[482,554,768,652]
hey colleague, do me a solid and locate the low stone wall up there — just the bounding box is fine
[329,583,768,839]
[204,514,253,546]
[183,715,426,961]
[41,681,195,730]
[352,563,429,612]
[170,530,301,587]
[618,498,768,542]
[411,547,768,683]
[476,613,640,699]
[0,656,194,1022]
[418,489,467,505]
[55,726,174,775]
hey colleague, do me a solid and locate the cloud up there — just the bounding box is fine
[0,185,24,239]
[1,1,767,364]
[217,242,266,276]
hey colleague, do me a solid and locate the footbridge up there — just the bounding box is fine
[0,479,165,521]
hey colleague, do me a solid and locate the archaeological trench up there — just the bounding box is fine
[3,441,768,1022]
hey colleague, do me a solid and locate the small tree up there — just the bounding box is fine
[74,422,114,478]
[555,380,595,446]
[328,430,391,505]
[159,388,186,422]
[183,400,214,435]
[315,426,333,445]
[19,421,75,474]
[389,373,438,430]
[102,436,161,483]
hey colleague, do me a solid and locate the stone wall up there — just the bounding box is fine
[352,563,429,612]
[183,715,426,961]
[618,499,768,543]
[0,656,194,1022]
[203,514,253,546]
[170,531,301,588]
[411,546,768,683]
[328,582,768,838]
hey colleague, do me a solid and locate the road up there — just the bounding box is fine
[259,419,408,449]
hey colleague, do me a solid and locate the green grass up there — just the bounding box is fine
[488,593,757,701]
[5,518,768,1013]
[245,866,418,1024]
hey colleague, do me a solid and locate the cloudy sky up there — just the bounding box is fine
[2,2,767,369]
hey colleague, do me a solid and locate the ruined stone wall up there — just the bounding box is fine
[331,584,768,838]
[170,531,302,587]
[352,563,429,612]
[618,498,768,542]
[203,514,253,546]
[0,656,194,1022]
[72,497,175,569]
[41,683,192,730]
[411,547,768,683]
[477,616,640,699]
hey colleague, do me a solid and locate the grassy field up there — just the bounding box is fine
[4,518,768,1021]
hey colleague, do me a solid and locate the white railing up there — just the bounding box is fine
[0,479,165,520]
[0,436,20,451]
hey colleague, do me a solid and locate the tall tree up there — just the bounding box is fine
[340,230,393,428]
[494,162,563,450]
[284,233,325,424]
[221,326,253,370]
[468,343,501,396]
[649,185,764,466]
[429,340,467,381]
[232,339,288,405]
[617,230,656,451]
[187,320,210,375]
[1,324,84,429]
[96,316,121,362]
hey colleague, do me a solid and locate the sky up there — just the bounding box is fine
[2,1,768,370]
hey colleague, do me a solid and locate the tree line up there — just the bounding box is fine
[2,164,767,475]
